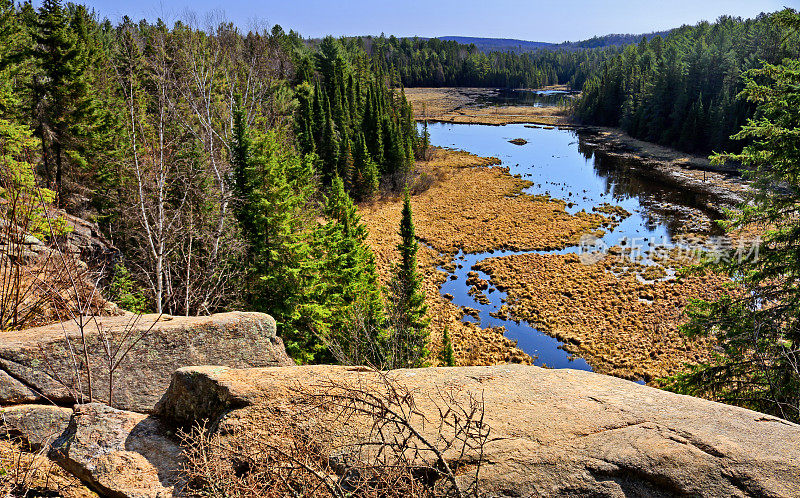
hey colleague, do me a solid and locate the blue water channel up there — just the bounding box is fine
[425,122,720,374]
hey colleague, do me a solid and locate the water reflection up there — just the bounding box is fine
[474,88,578,108]
[425,122,720,244]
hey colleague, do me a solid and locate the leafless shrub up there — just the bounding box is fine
[0,163,102,331]
[109,15,290,317]
[2,163,160,407]
[321,302,388,369]
[0,438,55,497]
[410,171,437,195]
[181,372,492,497]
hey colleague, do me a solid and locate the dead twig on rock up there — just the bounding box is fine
[180,370,492,497]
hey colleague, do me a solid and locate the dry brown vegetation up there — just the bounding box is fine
[361,144,734,380]
[405,87,573,126]
[474,251,729,380]
[0,245,112,331]
[360,148,609,366]
[0,439,96,497]
[181,371,492,497]
[407,89,749,214]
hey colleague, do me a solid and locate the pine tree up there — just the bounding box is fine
[386,190,429,368]
[29,0,104,204]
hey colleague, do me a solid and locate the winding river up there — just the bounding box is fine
[426,122,720,374]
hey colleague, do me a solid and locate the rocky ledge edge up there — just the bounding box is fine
[5,363,797,497]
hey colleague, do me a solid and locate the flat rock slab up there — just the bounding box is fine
[159,364,800,497]
[0,404,72,450]
[50,403,184,498]
[0,311,293,412]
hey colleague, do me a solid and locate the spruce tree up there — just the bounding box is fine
[30,0,103,204]
[231,106,327,363]
[231,94,251,205]
[294,82,315,155]
[320,93,339,183]
[337,136,353,187]
[317,176,385,365]
[312,79,325,145]
[364,85,383,165]
[383,118,406,185]
[439,326,455,367]
[0,0,30,119]
[352,133,379,200]
[386,190,429,368]
[669,57,800,422]
[418,120,431,160]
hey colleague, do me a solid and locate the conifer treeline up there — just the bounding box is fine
[356,11,800,157]
[295,36,422,200]
[362,36,560,88]
[574,11,800,154]
[340,35,621,90]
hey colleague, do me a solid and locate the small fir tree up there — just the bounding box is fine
[386,190,429,368]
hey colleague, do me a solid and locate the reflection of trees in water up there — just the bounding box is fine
[577,139,595,160]
[579,135,722,236]
[477,89,577,108]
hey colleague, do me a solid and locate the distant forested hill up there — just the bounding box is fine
[362,30,674,89]
[437,36,555,53]
[438,32,672,53]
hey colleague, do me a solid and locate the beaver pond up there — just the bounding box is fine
[426,122,723,376]
[474,88,578,108]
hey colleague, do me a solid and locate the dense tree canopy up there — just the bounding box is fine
[575,11,800,154]
[340,35,622,90]
[295,35,422,199]
[0,0,433,364]
[668,55,800,423]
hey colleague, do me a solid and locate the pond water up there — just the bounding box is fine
[475,89,577,108]
[425,122,720,375]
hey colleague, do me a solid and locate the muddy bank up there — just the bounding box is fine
[576,127,749,210]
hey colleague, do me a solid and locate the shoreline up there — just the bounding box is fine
[359,87,752,380]
[359,144,731,380]
[359,148,610,367]
[407,87,749,212]
[575,126,748,211]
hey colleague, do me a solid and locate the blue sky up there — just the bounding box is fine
[55,0,797,42]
